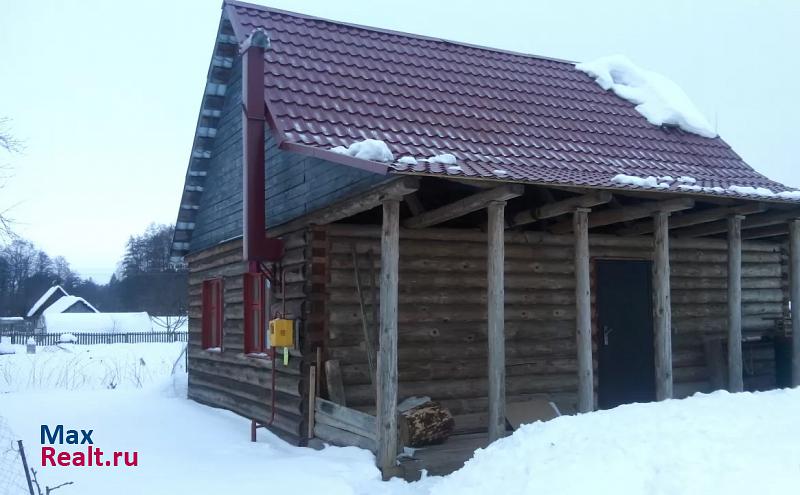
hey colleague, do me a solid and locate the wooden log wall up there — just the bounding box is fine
[323,224,784,422]
[185,228,313,445]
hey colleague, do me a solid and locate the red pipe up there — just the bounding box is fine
[241,29,283,263]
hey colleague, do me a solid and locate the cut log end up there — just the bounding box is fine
[398,400,455,448]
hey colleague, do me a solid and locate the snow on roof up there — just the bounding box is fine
[42,312,154,334]
[42,295,99,315]
[330,139,394,162]
[426,153,458,166]
[576,55,716,138]
[26,285,68,317]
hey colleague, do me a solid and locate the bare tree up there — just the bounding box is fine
[0,117,22,241]
[151,314,188,334]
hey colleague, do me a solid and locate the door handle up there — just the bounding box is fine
[603,325,614,346]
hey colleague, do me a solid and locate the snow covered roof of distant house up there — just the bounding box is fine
[26,286,69,317]
[42,295,99,315]
[42,312,153,334]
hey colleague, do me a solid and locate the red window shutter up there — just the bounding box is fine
[243,273,265,354]
[201,280,212,349]
[202,279,224,349]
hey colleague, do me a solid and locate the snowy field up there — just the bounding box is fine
[0,342,185,392]
[2,343,800,494]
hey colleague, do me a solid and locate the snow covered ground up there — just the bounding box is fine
[0,342,185,392]
[2,343,800,494]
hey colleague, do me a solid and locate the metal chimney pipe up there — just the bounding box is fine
[241,29,282,264]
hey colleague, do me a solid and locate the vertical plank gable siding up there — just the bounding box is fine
[324,225,783,418]
[190,54,387,252]
[186,230,312,445]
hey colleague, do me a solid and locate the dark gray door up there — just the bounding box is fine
[596,259,656,409]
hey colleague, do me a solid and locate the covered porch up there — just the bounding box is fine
[305,175,800,479]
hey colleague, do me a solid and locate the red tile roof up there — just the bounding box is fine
[225,1,793,200]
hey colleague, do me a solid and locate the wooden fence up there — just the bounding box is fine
[0,331,188,346]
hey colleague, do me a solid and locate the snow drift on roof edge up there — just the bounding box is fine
[576,55,716,138]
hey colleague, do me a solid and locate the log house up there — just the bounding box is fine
[171,1,800,479]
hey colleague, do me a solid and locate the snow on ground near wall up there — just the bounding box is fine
[331,139,394,162]
[3,360,800,495]
[427,389,800,495]
[1,374,409,495]
[0,342,185,392]
[576,55,716,138]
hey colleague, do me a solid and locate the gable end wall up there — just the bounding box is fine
[190,58,387,253]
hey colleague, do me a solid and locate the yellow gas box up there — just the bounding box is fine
[269,318,294,348]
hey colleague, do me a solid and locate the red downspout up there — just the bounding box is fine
[241,28,283,266]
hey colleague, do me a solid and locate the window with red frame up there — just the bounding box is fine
[243,272,269,354]
[201,278,223,349]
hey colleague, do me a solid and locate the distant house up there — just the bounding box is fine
[26,285,99,331]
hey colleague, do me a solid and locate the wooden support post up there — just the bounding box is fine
[574,208,594,413]
[487,200,506,442]
[727,215,744,393]
[790,219,800,387]
[376,198,400,477]
[653,211,673,400]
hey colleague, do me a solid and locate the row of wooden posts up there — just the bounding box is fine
[373,194,800,475]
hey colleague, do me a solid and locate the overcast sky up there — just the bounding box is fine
[1,0,798,282]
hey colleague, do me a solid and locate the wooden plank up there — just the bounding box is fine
[677,207,800,238]
[487,200,506,441]
[573,208,593,413]
[376,198,400,476]
[727,215,744,392]
[618,202,767,236]
[314,423,377,452]
[404,184,524,229]
[512,191,612,227]
[273,177,419,236]
[791,219,800,387]
[315,397,377,434]
[324,360,347,406]
[653,211,673,400]
[315,409,375,440]
[308,365,317,438]
[351,245,376,385]
[550,198,695,234]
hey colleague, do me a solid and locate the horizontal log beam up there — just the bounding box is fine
[742,225,789,240]
[325,223,781,252]
[677,208,800,238]
[549,198,695,234]
[404,184,524,229]
[511,191,613,227]
[617,202,767,236]
[273,176,419,235]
